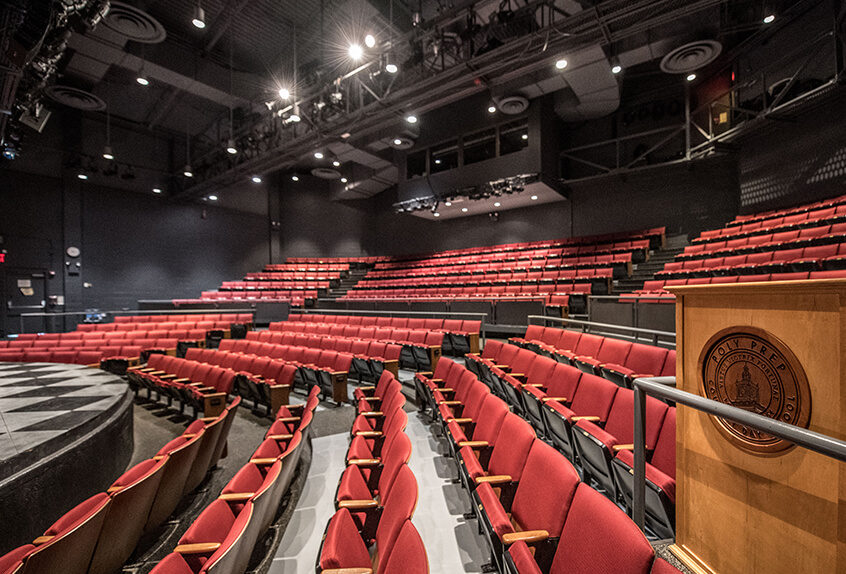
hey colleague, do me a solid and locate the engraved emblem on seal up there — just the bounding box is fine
[698,326,811,454]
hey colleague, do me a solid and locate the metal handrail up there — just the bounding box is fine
[630,376,846,530]
[295,308,489,344]
[527,314,676,347]
[17,308,256,334]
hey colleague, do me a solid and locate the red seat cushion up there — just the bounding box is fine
[0,545,35,574]
[337,465,372,501]
[508,542,543,574]
[320,509,371,570]
[44,492,110,537]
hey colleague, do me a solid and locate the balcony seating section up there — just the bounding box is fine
[0,397,242,574]
[314,371,429,573]
[413,357,679,573]
[149,390,317,574]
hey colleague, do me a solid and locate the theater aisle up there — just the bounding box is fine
[268,401,487,573]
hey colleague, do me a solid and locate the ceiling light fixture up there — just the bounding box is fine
[192,2,206,28]
[102,145,114,161]
[183,166,193,177]
[487,105,497,114]
[521,134,528,140]
[763,14,775,23]
[385,62,398,74]
[136,74,149,86]
[555,58,568,70]
[433,212,440,217]
[77,173,88,180]
[405,114,418,124]
[393,138,403,145]
[226,138,237,154]
[332,160,341,167]
[364,34,376,48]
[348,43,363,61]
[251,176,262,183]
[314,151,324,159]
[278,87,290,100]
[444,201,451,206]
[530,195,538,200]
[292,175,299,181]
[612,64,622,74]
[494,202,501,207]
[102,108,114,160]
[461,207,468,212]
[340,177,348,183]
[208,194,218,201]
[153,187,162,193]
[686,73,697,82]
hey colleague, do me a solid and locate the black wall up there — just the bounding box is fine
[0,169,271,334]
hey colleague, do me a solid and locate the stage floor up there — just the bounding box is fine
[0,362,128,481]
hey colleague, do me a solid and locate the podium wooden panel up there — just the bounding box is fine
[666,279,846,574]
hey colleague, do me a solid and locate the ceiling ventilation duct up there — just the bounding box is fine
[101,1,166,43]
[311,167,342,179]
[497,95,529,115]
[45,85,106,110]
[660,40,723,74]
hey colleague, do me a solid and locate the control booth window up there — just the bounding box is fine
[406,150,427,180]
[431,140,459,173]
[463,128,497,166]
[500,119,529,156]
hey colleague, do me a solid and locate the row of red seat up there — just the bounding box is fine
[287,313,481,355]
[0,397,241,574]
[245,331,401,382]
[679,222,846,259]
[151,390,318,574]
[413,357,679,572]
[0,346,147,366]
[198,289,317,301]
[244,273,341,282]
[658,243,846,278]
[4,332,200,345]
[360,267,616,287]
[696,202,846,244]
[317,372,428,573]
[264,263,351,271]
[626,270,846,301]
[284,256,380,264]
[342,285,591,303]
[463,342,677,540]
[113,313,253,324]
[220,280,331,290]
[731,193,846,225]
[77,320,232,333]
[373,248,641,272]
[266,322,442,371]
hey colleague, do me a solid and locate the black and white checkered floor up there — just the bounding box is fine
[0,362,127,479]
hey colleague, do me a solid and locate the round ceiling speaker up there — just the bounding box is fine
[101,2,167,43]
[660,40,722,74]
[45,86,106,111]
[311,167,342,179]
[498,95,529,115]
[390,136,415,150]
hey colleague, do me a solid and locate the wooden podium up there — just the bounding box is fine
[666,279,846,574]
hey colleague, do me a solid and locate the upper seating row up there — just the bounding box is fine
[264,263,352,271]
[150,389,318,574]
[0,397,241,574]
[678,221,846,260]
[730,192,846,225]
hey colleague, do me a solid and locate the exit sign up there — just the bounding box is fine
[0,253,5,263]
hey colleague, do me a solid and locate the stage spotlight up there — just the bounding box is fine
[365,34,376,48]
[348,43,363,61]
[183,164,193,177]
[226,139,237,154]
[102,145,114,160]
[278,87,290,99]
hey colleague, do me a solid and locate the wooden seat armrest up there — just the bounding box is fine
[32,536,54,545]
[268,434,293,441]
[330,371,347,376]
[337,499,380,510]
[152,455,166,461]
[475,474,513,485]
[438,400,462,406]
[158,374,177,379]
[277,416,300,423]
[286,403,306,411]
[466,353,480,356]
[358,385,376,391]
[457,440,489,449]
[148,370,166,375]
[174,542,222,554]
[612,444,635,452]
[629,373,654,379]
[353,430,382,438]
[269,382,290,389]
[138,367,157,372]
[523,383,544,387]
[347,458,381,466]
[416,372,433,377]
[249,457,279,465]
[196,386,216,393]
[493,364,510,370]
[448,418,473,425]
[571,415,601,422]
[173,377,191,383]
[501,530,549,545]
[219,492,254,502]
[200,416,217,422]
[509,373,526,379]
[182,433,197,439]
[106,485,123,494]
[361,411,384,417]
[541,396,569,403]
[437,387,454,393]
[320,569,373,574]
[430,378,444,383]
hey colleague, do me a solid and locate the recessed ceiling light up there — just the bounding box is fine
[251,176,262,183]
[461,207,468,212]
[278,87,290,100]
[364,34,376,48]
[433,212,440,217]
[292,175,299,181]
[208,194,218,201]
[686,73,697,82]
[314,151,324,159]
[136,75,149,86]
[612,64,622,74]
[385,63,398,74]
[192,5,206,28]
[340,177,348,183]
[494,202,501,207]
[341,132,351,139]
[487,105,497,113]
[555,58,568,70]
[521,134,528,140]
[153,187,162,193]
[405,114,418,124]
[393,138,403,146]
[435,159,442,165]
[444,201,451,206]
[332,160,341,167]
[530,195,538,200]
[77,173,88,180]
[348,43,363,60]
[763,14,775,23]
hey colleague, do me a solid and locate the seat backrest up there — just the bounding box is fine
[375,465,418,558]
[650,407,676,477]
[555,329,582,351]
[569,373,618,423]
[625,344,669,376]
[472,394,510,443]
[573,333,604,357]
[545,363,582,400]
[510,348,537,374]
[549,484,654,574]
[378,520,428,574]
[480,340,503,359]
[488,413,536,480]
[525,355,557,386]
[602,389,668,448]
[595,337,632,364]
[510,440,580,537]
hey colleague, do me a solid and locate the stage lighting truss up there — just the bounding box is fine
[391,173,539,214]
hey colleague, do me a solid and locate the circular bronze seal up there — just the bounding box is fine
[698,326,811,454]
